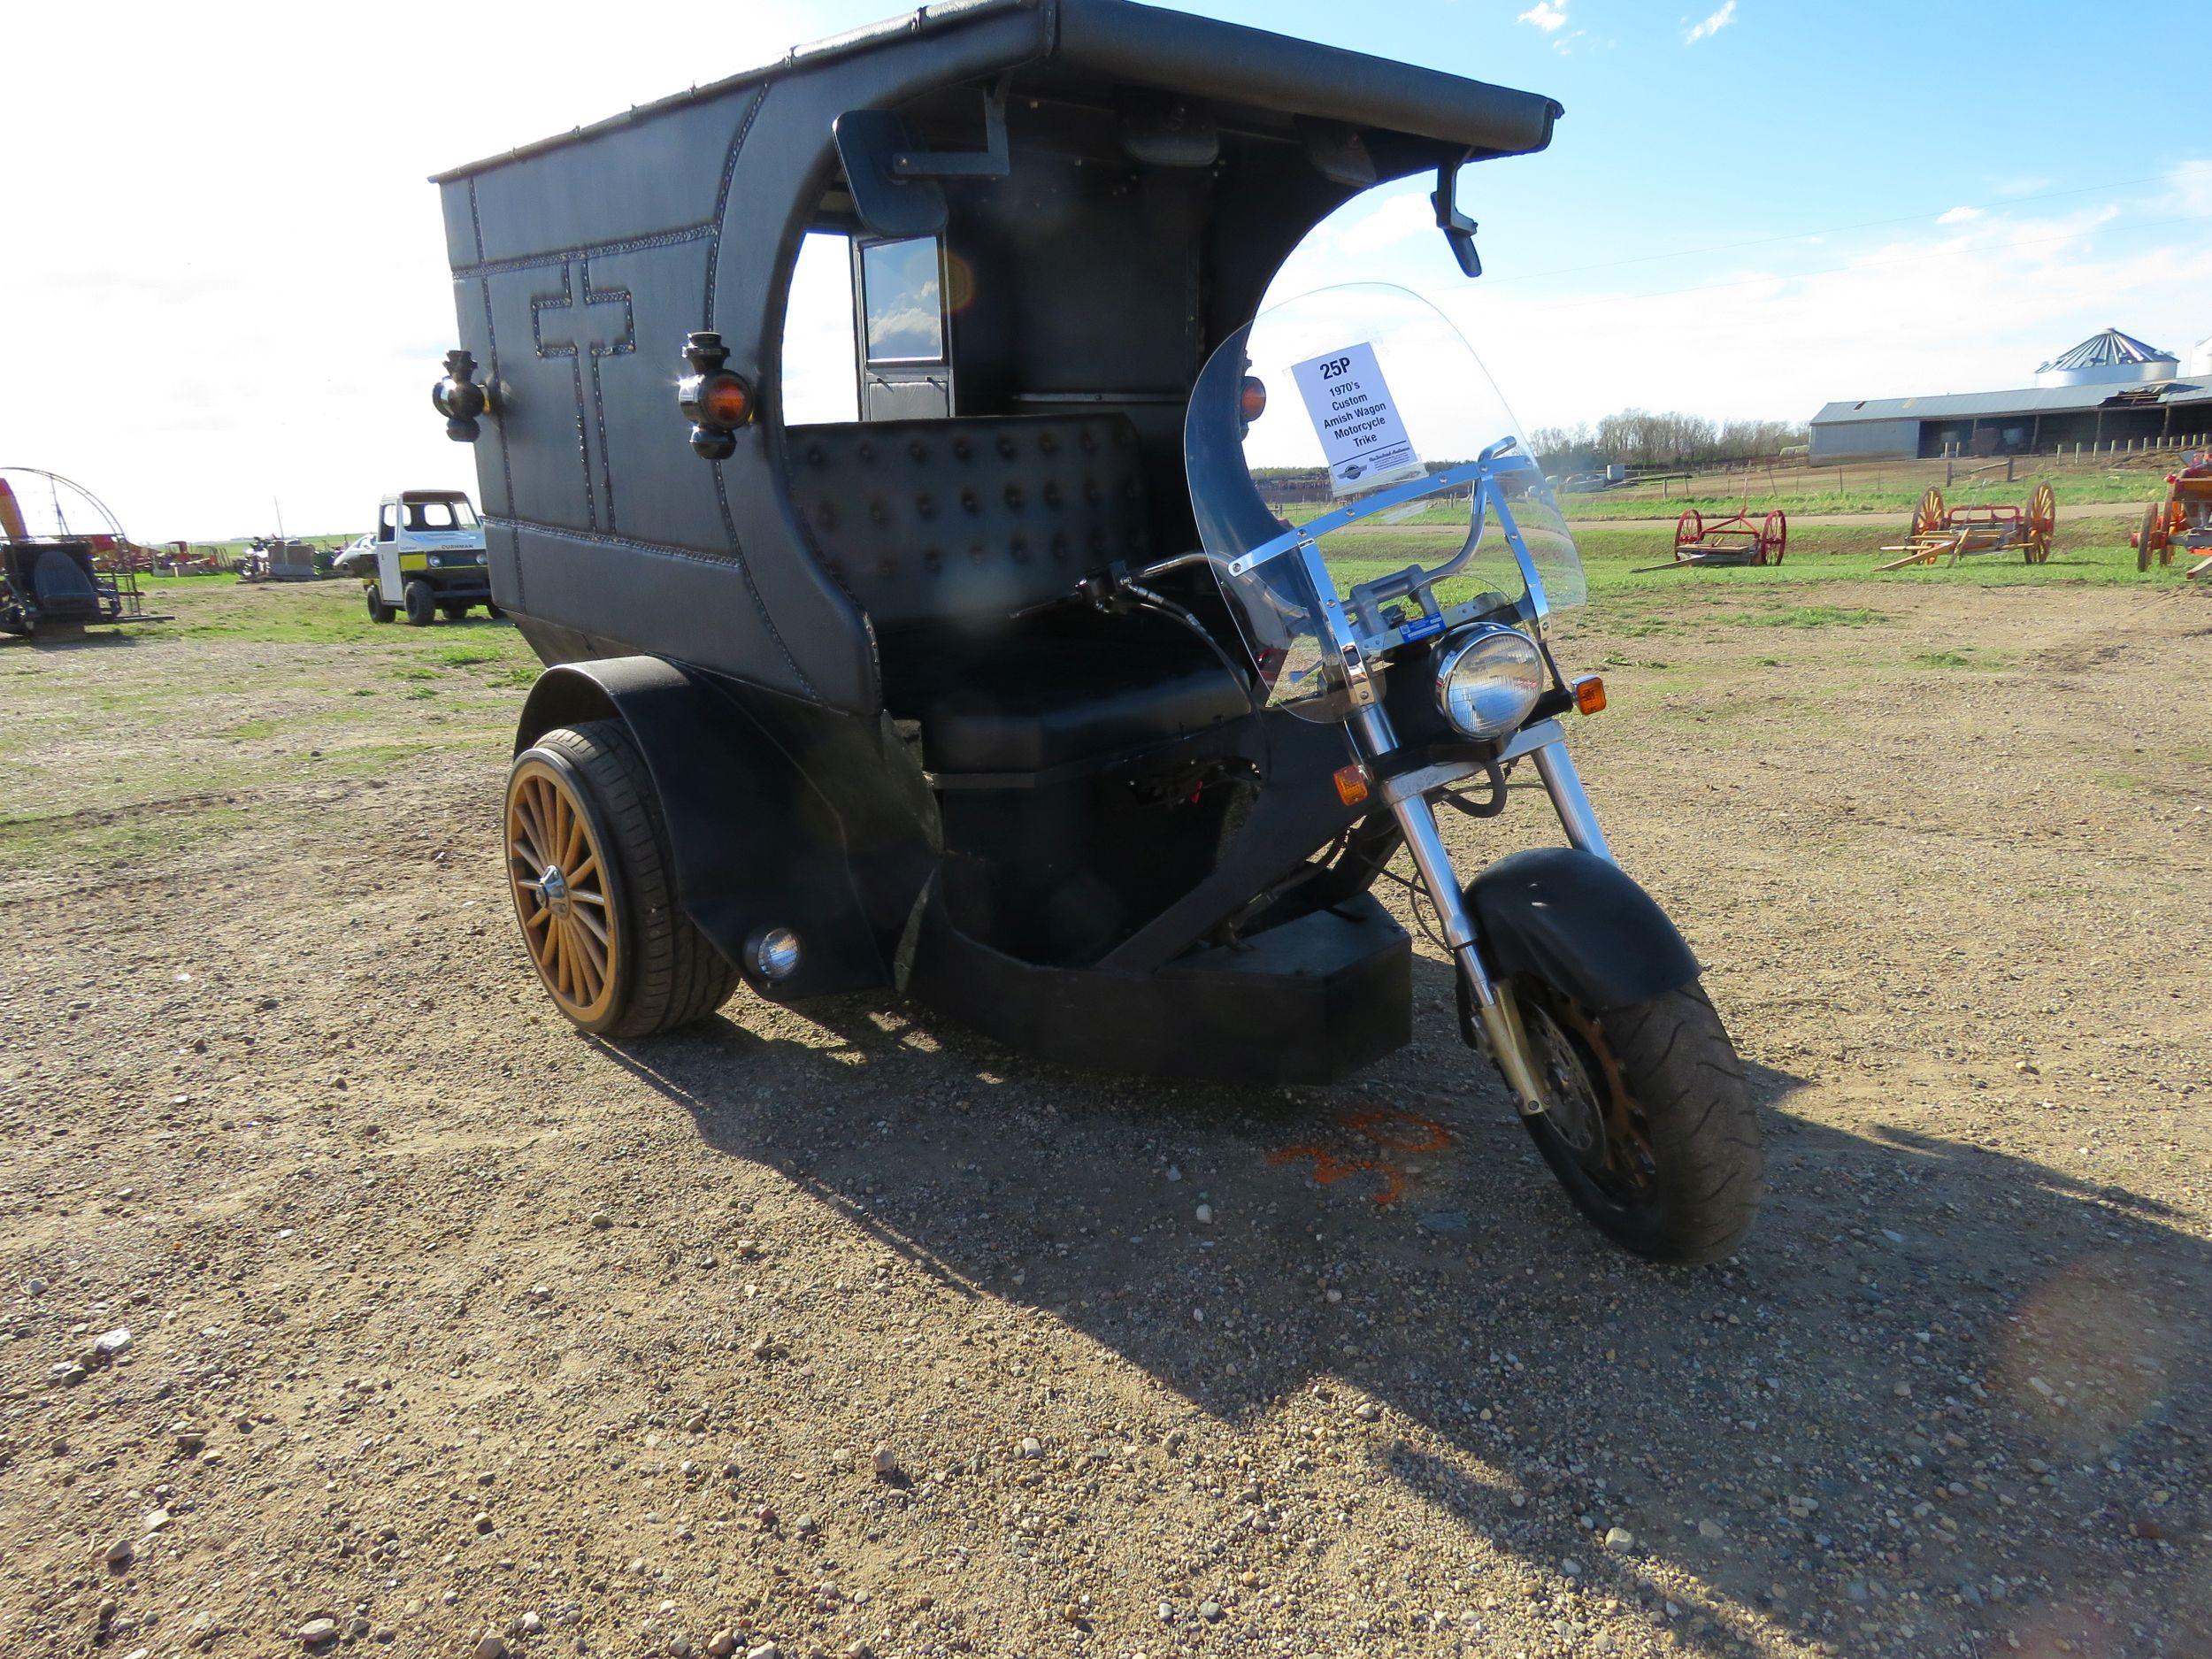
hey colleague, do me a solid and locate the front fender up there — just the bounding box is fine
[1466,847,1701,1010]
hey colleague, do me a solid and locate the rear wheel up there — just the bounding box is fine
[504,721,738,1037]
[1512,978,1763,1264]
[403,579,437,626]
[365,585,394,624]
[1760,510,1788,565]
[441,603,470,621]
[485,602,505,621]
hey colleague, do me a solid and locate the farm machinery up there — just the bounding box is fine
[2130,453,2212,580]
[1878,483,2055,571]
[1634,503,1788,572]
[0,467,168,640]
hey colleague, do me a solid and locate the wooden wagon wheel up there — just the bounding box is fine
[506,753,621,1029]
[1674,509,1703,556]
[1911,486,1946,540]
[1759,510,1787,566]
[2024,482,2055,564]
[2137,503,2163,572]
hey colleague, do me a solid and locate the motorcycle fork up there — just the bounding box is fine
[1352,705,1618,1117]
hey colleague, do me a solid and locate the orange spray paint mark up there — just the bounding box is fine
[1268,1108,1455,1207]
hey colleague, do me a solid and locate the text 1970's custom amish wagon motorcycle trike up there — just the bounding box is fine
[429,0,1763,1262]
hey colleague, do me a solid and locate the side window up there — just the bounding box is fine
[860,237,946,365]
[780,230,861,426]
[376,504,396,541]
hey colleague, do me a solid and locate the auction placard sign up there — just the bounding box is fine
[1291,341,1425,497]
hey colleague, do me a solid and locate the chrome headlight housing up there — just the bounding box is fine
[1433,623,1545,740]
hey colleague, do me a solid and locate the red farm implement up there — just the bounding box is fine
[2129,453,2212,580]
[1633,504,1788,573]
[1878,483,2055,571]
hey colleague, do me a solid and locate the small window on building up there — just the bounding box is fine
[861,237,945,365]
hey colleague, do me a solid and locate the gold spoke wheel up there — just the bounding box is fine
[506,756,619,1026]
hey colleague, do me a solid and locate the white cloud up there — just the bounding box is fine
[1937,205,1984,225]
[0,0,818,540]
[2171,157,2212,216]
[1264,185,2212,434]
[1517,1,1569,32]
[1684,1,1736,43]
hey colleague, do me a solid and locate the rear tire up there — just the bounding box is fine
[403,579,437,626]
[485,602,505,621]
[1513,979,1763,1265]
[441,603,470,621]
[365,585,395,624]
[505,720,739,1038]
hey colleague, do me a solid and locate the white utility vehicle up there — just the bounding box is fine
[362,490,495,626]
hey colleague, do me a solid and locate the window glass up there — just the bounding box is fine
[862,238,944,364]
[781,231,861,424]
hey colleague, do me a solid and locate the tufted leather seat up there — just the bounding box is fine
[787,415,1248,775]
[27,548,100,622]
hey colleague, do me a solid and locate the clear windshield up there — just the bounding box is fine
[1184,284,1583,719]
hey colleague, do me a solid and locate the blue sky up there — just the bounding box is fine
[2,0,2201,536]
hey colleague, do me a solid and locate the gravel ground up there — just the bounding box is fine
[1,573,2207,1659]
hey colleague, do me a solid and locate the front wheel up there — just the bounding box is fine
[1512,978,1763,1264]
[403,579,438,626]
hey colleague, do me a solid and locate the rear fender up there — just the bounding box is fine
[515,658,934,1001]
[1466,847,1701,1011]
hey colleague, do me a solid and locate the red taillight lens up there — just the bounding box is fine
[701,373,753,428]
[1240,375,1267,424]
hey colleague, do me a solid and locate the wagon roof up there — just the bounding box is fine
[433,0,1561,182]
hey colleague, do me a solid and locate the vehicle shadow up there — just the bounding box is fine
[0,629,150,650]
[601,955,2209,1655]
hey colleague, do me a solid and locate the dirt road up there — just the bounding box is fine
[2,574,2208,1659]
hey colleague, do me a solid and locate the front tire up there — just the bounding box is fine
[1512,979,1763,1264]
[403,579,438,626]
[504,721,738,1038]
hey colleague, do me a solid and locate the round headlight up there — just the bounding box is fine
[1434,624,1545,740]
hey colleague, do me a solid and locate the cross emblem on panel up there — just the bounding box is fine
[532,261,635,533]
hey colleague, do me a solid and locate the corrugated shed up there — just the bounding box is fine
[1812,380,2210,426]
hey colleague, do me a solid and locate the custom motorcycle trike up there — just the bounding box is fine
[431,0,1763,1262]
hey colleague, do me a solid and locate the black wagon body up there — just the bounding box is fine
[434,0,1563,1081]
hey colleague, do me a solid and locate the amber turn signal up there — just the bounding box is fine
[1333,764,1370,806]
[1239,374,1268,424]
[1571,674,1607,715]
[700,373,753,428]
